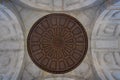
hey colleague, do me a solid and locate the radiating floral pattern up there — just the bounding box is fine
[27,13,88,74]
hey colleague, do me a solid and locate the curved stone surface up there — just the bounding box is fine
[44,75,84,80]
[0,4,24,80]
[27,13,88,74]
[20,9,94,79]
[91,2,120,80]
[12,0,102,11]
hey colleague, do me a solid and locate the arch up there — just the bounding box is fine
[91,1,120,80]
[0,4,24,80]
[12,0,103,11]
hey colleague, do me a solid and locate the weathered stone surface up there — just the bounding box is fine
[91,1,120,80]
[0,4,24,80]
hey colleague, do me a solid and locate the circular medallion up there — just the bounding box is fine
[27,13,88,74]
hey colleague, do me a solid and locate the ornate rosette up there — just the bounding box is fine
[27,13,88,74]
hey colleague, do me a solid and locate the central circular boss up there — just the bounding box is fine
[27,13,88,74]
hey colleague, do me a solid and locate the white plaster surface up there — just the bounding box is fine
[0,4,24,80]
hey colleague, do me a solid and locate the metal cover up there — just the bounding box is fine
[27,13,88,74]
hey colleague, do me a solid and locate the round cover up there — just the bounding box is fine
[27,13,88,74]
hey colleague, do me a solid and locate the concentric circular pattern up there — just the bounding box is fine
[27,13,88,74]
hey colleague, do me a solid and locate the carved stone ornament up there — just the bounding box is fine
[27,13,88,74]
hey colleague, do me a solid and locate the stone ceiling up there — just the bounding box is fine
[0,0,120,80]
